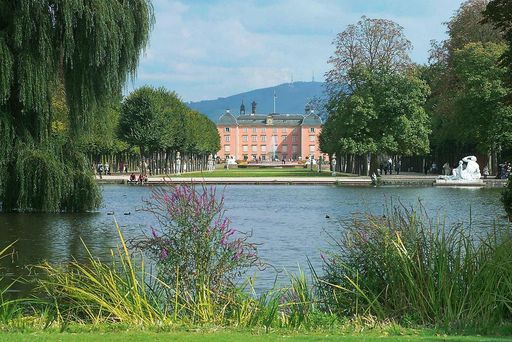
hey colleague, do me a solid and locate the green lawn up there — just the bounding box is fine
[175,167,351,178]
[2,331,510,342]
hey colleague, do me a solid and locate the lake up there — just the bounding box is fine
[0,184,506,291]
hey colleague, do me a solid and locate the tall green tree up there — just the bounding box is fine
[322,67,430,174]
[426,0,503,166]
[452,42,512,156]
[0,0,153,212]
[324,16,429,175]
[326,16,412,96]
[118,86,169,173]
[484,0,512,102]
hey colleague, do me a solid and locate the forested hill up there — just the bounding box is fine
[187,81,325,122]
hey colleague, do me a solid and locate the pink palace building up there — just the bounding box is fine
[216,101,323,162]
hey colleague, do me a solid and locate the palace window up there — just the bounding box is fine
[243,127,248,133]
[309,127,315,133]
[261,127,266,133]
[282,145,288,153]
[272,127,277,133]
[242,135,248,142]
[292,128,297,134]
[282,136,287,142]
[261,136,266,142]
[224,145,230,152]
[292,136,297,143]
[252,127,257,133]
[309,145,315,153]
[282,127,287,133]
[225,136,230,142]
[261,145,267,152]
[243,145,248,152]
[292,145,298,153]
[309,135,315,142]
[252,135,257,142]
[224,127,230,132]
[252,145,257,152]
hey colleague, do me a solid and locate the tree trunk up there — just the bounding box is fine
[369,153,379,176]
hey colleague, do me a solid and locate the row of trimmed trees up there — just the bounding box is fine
[79,86,220,177]
[115,86,219,176]
[320,0,512,176]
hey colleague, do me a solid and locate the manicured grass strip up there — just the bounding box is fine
[175,168,350,178]
[1,331,510,342]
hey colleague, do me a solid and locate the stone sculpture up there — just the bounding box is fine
[440,156,481,181]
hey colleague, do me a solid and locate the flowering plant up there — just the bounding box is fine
[140,184,258,297]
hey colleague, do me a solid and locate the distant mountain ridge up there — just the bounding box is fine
[187,81,325,122]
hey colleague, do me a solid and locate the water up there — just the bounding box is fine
[0,184,506,291]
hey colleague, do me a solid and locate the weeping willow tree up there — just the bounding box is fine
[0,0,153,212]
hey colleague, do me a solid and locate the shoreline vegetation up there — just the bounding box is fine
[1,184,512,340]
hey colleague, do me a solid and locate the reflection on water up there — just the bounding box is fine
[0,184,507,291]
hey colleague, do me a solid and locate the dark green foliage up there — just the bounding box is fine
[485,0,512,102]
[502,173,512,220]
[322,68,430,157]
[0,0,153,212]
[452,42,512,154]
[426,0,506,161]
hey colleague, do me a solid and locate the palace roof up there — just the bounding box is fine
[218,113,322,126]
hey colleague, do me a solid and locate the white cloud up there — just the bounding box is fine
[130,0,464,101]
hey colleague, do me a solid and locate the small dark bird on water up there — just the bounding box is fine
[107,211,114,215]
[124,212,131,215]
[325,214,330,218]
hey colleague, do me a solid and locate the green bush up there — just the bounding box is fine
[502,173,512,221]
[318,205,512,328]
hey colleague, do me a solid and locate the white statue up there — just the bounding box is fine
[331,153,337,176]
[441,156,481,181]
[226,156,237,169]
[207,153,214,172]
[175,152,181,175]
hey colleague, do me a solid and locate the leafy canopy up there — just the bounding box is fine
[0,0,154,212]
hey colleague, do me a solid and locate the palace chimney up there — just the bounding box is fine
[251,100,257,115]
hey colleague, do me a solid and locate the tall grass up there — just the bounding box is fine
[38,218,167,326]
[318,204,512,328]
[0,242,23,324]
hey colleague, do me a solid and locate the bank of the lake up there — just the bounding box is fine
[93,171,507,187]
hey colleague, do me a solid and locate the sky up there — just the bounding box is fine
[128,0,465,102]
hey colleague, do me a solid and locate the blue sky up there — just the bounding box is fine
[129,0,464,102]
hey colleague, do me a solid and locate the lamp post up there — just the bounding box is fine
[310,154,314,171]
[318,155,323,173]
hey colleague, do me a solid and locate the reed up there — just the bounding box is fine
[0,242,24,325]
[37,218,166,326]
[318,204,512,328]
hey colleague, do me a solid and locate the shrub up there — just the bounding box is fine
[502,173,512,221]
[318,204,512,328]
[138,184,259,318]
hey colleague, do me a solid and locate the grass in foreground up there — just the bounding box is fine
[175,167,350,178]
[2,322,512,342]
